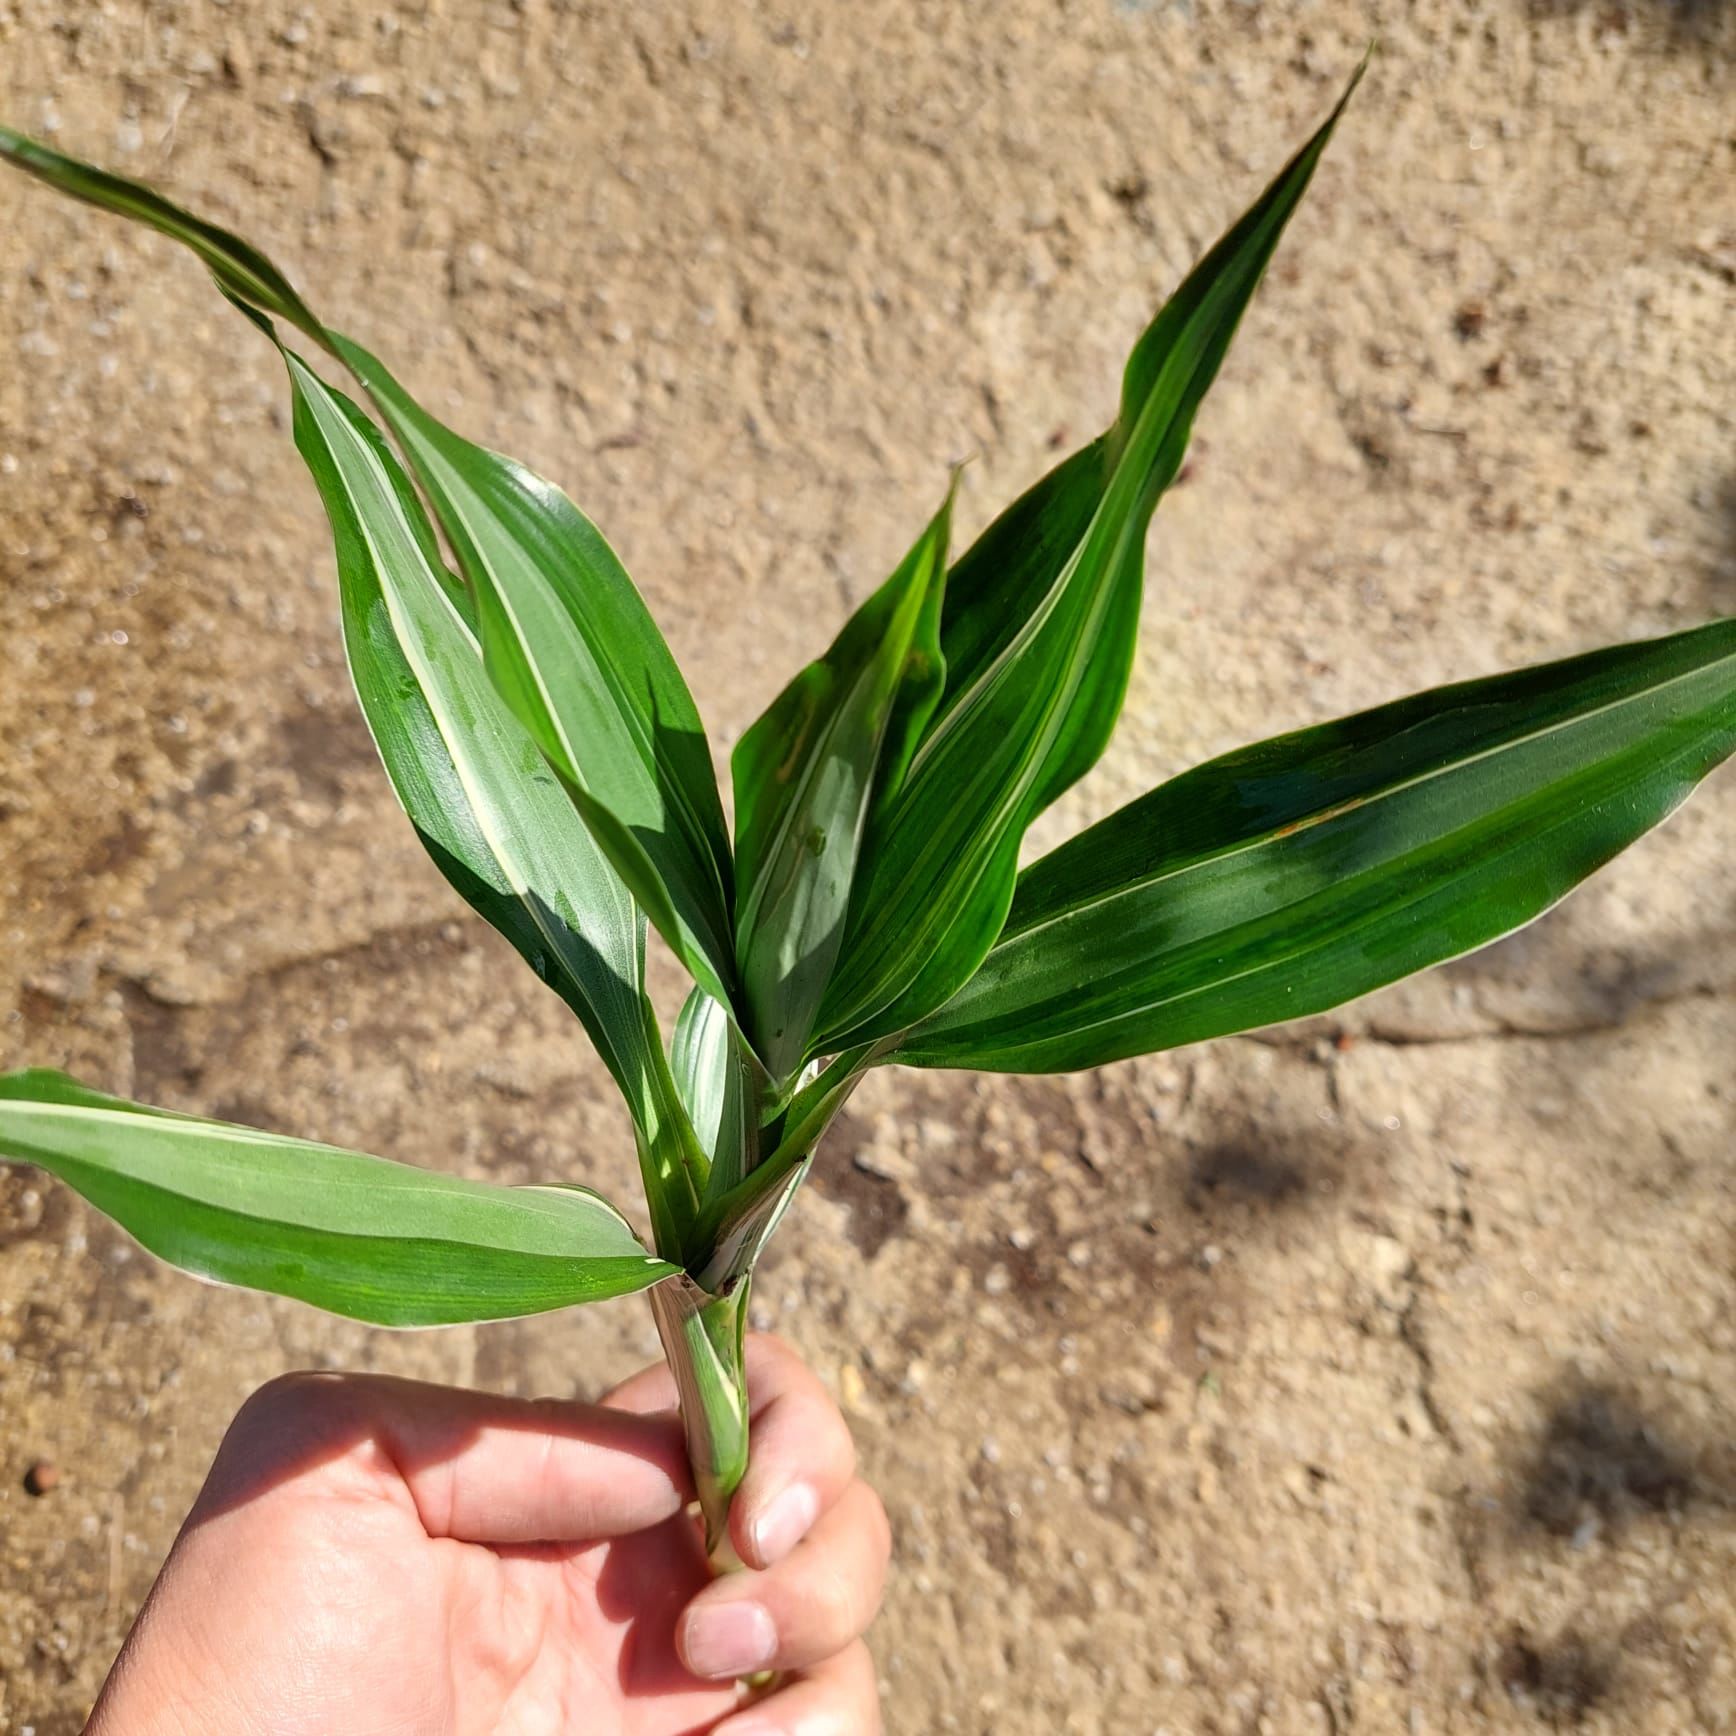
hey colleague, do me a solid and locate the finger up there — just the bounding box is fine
[679,1479,891,1680]
[601,1355,678,1415]
[729,1335,857,1568]
[710,1639,881,1736]
[214,1371,692,1545]
[605,1335,858,1569]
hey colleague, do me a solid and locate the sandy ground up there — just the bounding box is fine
[1,1,1733,1730]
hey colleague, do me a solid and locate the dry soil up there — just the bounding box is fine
[1,1,1733,1731]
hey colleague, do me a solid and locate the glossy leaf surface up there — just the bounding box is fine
[733,490,952,1078]
[284,351,702,1246]
[815,69,1362,1052]
[900,620,1736,1071]
[0,1071,674,1325]
[334,337,738,1008]
[0,127,735,1011]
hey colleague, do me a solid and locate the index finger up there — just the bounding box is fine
[211,1371,694,1546]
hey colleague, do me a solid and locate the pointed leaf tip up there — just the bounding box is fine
[816,78,1359,1052]
[0,123,329,346]
[901,618,1736,1072]
[0,123,738,1032]
[0,1071,677,1325]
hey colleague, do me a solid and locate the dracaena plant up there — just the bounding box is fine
[3,68,1733,1560]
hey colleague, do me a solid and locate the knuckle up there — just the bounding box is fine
[222,1369,363,1467]
[233,1369,327,1430]
[210,1371,344,1490]
[805,1503,886,1640]
[745,1328,800,1363]
[744,1333,809,1395]
[824,1414,860,1488]
[805,1563,864,1643]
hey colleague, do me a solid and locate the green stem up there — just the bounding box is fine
[649,1271,751,1565]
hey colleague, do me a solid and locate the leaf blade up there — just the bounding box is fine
[282,350,702,1245]
[0,1071,676,1326]
[0,128,736,1012]
[732,489,952,1078]
[816,70,1363,1051]
[898,620,1736,1071]
[331,338,739,1008]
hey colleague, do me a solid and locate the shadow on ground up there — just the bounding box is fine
[1513,1377,1735,1540]
[1527,0,1734,48]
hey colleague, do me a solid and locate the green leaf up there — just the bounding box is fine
[0,128,735,1010]
[0,125,327,347]
[282,349,702,1249]
[815,68,1362,1053]
[331,337,738,1009]
[733,488,953,1079]
[898,619,1736,1072]
[0,1070,676,1325]
[929,440,1113,730]
[672,986,759,1199]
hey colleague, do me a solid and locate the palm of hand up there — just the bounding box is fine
[120,1380,737,1736]
[218,1467,737,1735]
[88,1346,886,1736]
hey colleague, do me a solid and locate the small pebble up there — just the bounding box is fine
[24,1460,60,1496]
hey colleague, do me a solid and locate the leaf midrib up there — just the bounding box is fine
[420,437,728,923]
[55,1156,667,1297]
[997,638,1736,954]
[2,1102,650,1249]
[947,724,1720,1063]
[299,370,646,1099]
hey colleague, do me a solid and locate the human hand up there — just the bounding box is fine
[86,1334,888,1734]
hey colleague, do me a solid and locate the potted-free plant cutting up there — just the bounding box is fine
[2,65,1732,1565]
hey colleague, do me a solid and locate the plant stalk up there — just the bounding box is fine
[649,1270,752,1567]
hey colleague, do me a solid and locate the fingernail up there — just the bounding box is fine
[751,1480,819,1565]
[684,1599,777,1678]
